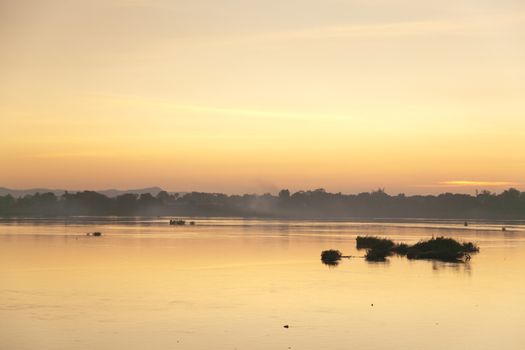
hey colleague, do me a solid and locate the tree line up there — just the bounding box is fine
[0,188,524,219]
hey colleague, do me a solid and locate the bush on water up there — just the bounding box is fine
[356,236,395,250]
[353,236,479,263]
[406,237,479,262]
[321,249,343,265]
[365,247,390,262]
[391,243,409,256]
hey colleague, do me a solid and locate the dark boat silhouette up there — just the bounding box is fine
[86,231,102,236]
[169,219,186,225]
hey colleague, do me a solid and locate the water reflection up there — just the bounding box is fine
[1,218,525,350]
[431,260,472,274]
[321,260,340,267]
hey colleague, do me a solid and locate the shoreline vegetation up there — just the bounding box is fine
[0,188,524,219]
[322,236,480,265]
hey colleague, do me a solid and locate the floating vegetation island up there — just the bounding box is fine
[358,236,479,262]
[320,249,343,266]
[321,236,479,265]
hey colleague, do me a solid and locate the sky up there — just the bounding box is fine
[1,0,524,194]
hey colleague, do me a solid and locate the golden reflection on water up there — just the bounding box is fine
[1,219,525,350]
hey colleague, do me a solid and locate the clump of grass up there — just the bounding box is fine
[406,237,479,262]
[364,242,411,262]
[356,236,397,261]
[461,242,479,253]
[365,247,391,262]
[356,236,395,250]
[321,249,343,265]
[391,243,409,256]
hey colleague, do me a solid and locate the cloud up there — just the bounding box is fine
[439,181,519,187]
[414,180,521,189]
[204,12,525,47]
[102,94,361,122]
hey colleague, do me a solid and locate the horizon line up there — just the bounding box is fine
[1,185,522,197]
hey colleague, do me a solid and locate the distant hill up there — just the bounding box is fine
[0,186,168,198]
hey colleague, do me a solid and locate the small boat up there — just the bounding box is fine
[169,219,186,225]
[86,231,102,236]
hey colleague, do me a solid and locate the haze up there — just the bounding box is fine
[1,0,524,194]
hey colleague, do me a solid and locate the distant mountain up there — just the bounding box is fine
[0,186,167,198]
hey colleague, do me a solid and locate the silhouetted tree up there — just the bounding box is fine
[0,188,524,219]
[279,189,290,199]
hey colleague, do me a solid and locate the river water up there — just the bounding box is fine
[1,217,524,350]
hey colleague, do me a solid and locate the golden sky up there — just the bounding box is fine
[1,0,524,194]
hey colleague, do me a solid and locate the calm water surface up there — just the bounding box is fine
[1,218,525,350]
